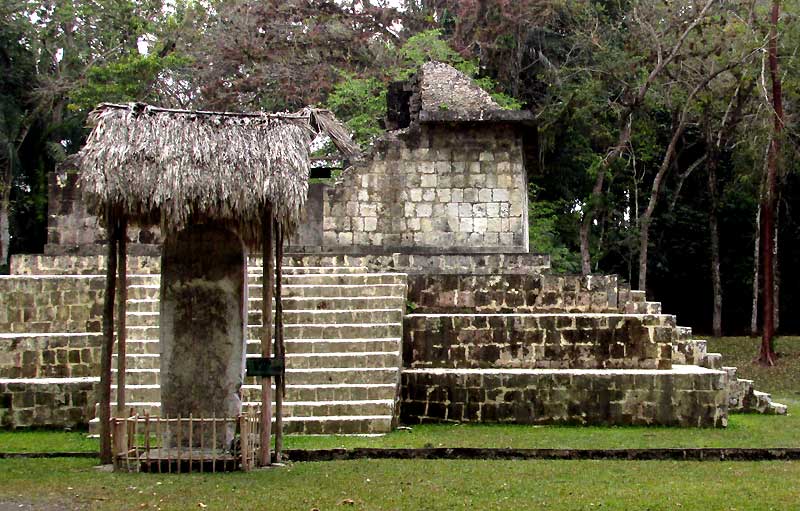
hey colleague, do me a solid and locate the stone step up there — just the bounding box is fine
[114,367,400,386]
[110,399,395,419]
[123,338,402,355]
[125,309,404,327]
[247,308,404,325]
[113,383,398,403]
[252,323,404,340]
[728,377,754,409]
[124,323,404,340]
[768,402,789,415]
[112,352,401,371]
[672,339,707,365]
[126,296,406,313]
[127,281,407,301]
[124,266,370,283]
[677,326,693,341]
[256,283,407,299]
[128,285,160,300]
[628,290,646,303]
[623,301,661,314]
[269,338,402,354]
[124,339,161,355]
[249,296,406,310]
[92,413,394,435]
[702,352,722,370]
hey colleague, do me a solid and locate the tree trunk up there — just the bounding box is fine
[99,215,119,464]
[273,219,284,462]
[0,156,11,267]
[760,0,782,366]
[750,203,761,337]
[580,117,632,275]
[259,206,274,466]
[707,154,723,337]
[0,193,9,268]
[116,218,128,413]
[773,201,780,334]
[637,59,737,292]
[638,119,683,292]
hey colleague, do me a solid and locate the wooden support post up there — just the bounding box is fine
[259,205,274,466]
[99,211,119,464]
[274,219,284,462]
[116,216,128,413]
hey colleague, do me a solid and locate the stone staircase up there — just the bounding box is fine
[104,264,407,434]
[620,288,787,416]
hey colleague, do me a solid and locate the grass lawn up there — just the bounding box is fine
[1,337,799,510]
[1,457,799,510]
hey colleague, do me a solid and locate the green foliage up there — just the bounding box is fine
[68,53,188,112]
[325,73,387,147]
[528,186,581,273]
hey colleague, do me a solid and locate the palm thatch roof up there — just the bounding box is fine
[74,102,358,246]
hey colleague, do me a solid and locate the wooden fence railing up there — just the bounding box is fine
[111,408,261,472]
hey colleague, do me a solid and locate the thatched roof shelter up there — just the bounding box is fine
[79,103,358,466]
[74,102,358,246]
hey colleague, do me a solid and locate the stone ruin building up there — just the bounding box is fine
[0,62,787,434]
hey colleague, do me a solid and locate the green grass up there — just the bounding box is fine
[1,457,799,510]
[1,337,798,454]
[1,408,798,453]
[0,430,98,453]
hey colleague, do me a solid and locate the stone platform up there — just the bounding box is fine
[401,365,729,427]
[0,252,788,430]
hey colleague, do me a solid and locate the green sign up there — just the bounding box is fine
[246,357,285,377]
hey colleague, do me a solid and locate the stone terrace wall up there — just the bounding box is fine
[45,171,161,256]
[0,378,97,428]
[10,254,162,275]
[0,276,105,333]
[0,334,101,379]
[400,367,728,427]
[11,252,550,276]
[408,274,618,313]
[404,314,676,370]
[322,123,529,253]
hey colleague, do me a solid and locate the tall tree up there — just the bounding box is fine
[0,1,36,268]
[760,0,783,365]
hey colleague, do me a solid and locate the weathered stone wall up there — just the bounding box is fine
[11,252,550,276]
[10,254,162,275]
[45,171,160,256]
[404,314,676,370]
[0,276,105,333]
[322,124,529,253]
[408,274,618,313]
[0,378,98,428]
[0,334,100,378]
[401,367,728,427]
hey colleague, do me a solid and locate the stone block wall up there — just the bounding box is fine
[408,274,618,313]
[401,367,728,427]
[403,314,676,370]
[0,276,105,333]
[322,124,529,253]
[45,171,160,256]
[10,254,162,275]
[0,334,101,379]
[0,378,98,428]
